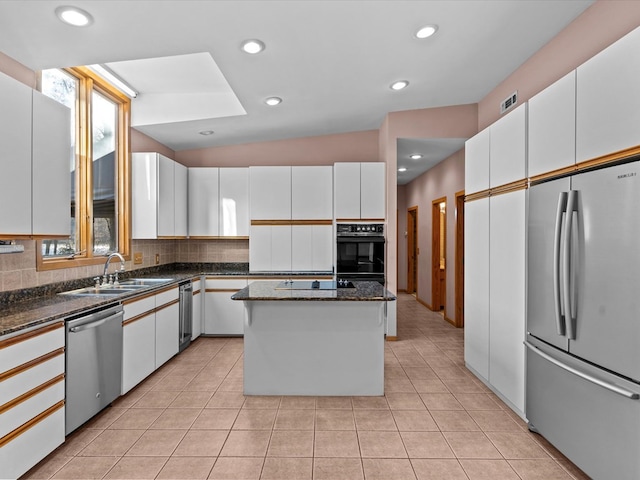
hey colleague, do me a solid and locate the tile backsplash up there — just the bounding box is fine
[0,238,249,292]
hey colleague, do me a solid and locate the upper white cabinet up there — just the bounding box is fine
[576,26,640,163]
[489,103,527,188]
[188,168,219,237]
[528,71,576,177]
[291,166,333,219]
[132,152,188,239]
[291,225,333,271]
[0,72,71,236]
[249,166,291,220]
[249,225,292,271]
[334,162,385,220]
[464,127,490,194]
[220,168,250,236]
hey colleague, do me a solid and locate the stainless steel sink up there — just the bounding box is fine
[60,285,145,296]
[119,278,173,286]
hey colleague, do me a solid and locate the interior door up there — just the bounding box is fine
[569,161,640,382]
[527,177,570,350]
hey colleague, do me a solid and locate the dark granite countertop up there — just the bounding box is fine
[0,263,340,337]
[231,280,396,302]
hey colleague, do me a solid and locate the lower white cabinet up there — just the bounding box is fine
[204,277,247,335]
[0,322,65,480]
[192,278,203,340]
[249,225,293,272]
[291,225,333,271]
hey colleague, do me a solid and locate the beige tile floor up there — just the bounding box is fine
[22,293,590,480]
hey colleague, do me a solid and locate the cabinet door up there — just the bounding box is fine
[576,26,640,163]
[489,190,526,413]
[192,287,202,340]
[360,163,385,219]
[271,225,292,271]
[0,72,32,235]
[32,92,71,236]
[291,166,333,220]
[249,166,291,220]
[220,168,249,236]
[464,198,490,380]
[249,225,272,271]
[528,70,576,178]
[203,278,247,335]
[131,153,158,239]
[122,313,155,394]
[465,127,490,194]
[155,301,179,368]
[174,161,188,237]
[334,163,361,219]
[291,225,313,271]
[490,103,527,188]
[312,225,334,271]
[157,154,175,237]
[188,168,219,237]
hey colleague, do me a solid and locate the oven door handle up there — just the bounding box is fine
[337,236,385,243]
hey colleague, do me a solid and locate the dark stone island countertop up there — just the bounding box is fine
[0,263,344,337]
[232,280,396,302]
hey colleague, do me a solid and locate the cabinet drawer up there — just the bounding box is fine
[0,323,64,373]
[0,377,64,438]
[0,352,64,406]
[205,278,247,290]
[0,403,64,480]
[156,286,179,307]
[123,295,155,321]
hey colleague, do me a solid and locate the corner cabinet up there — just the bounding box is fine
[334,162,385,220]
[0,323,66,480]
[132,152,188,239]
[0,72,71,237]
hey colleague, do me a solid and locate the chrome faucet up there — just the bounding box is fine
[102,252,126,284]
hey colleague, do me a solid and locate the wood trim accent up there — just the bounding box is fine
[248,276,333,280]
[490,179,528,197]
[578,144,640,171]
[454,190,465,329]
[464,189,490,202]
[0,348,65,382]
[0,322,64,350]
[155,298,180,312]
[385,336,398,341]
[187,236,250,240]
[0,234,69,240]
[251,219,333,226]
[0,374,65,415]
[416,296,432,311]
[406,206,418,295]
[205,289,242,294]
[123,311,154,327]
[529,165,577,185]
[444,315,457,327]
[335,218,385,223]
[431,197,446,314]
[0,400,65,448]
[193,290,201,295]
[122,290,157,304]
[205,276,249,281]
[155,285,179,295]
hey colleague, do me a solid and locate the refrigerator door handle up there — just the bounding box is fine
[563,190,578,340]
[553,192,568,336]
[524,341,640,400]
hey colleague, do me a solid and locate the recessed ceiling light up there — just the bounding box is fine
[416,25,438,39]
[398,167,407,172]
[390,80,409,91]
[265,97,282,106]
[242,39,266,54]
[410,154,423,160]
[55,6,93,27]
[199,130,215,136]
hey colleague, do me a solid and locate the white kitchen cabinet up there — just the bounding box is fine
[188,168,220,237]
[220,168,250,236]
[122,295,156,394]
[291,225,333,271]
[528,71,576,178]
[489,190,526,414]
[249,225,293,272]
[132,152,188,239]
[203,277,248,335]
[464,198,490,380]
[271,225,293,271]
[465,127,490,194]
[249,166,291,220]
[32,91,72,236]
[576,26,640,163]
[192,278,202,340]
[0,322,65,480]
[334,162,385,220]
[155,287,180,368]
[291,166,333,219]
[490,103,527,188]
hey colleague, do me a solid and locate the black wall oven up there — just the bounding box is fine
[336,223,385,284]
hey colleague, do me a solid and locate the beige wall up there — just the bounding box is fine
[131,129,176,159]
[0,51,35,88]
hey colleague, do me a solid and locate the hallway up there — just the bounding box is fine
[23,294,588,479]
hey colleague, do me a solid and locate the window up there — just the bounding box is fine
[37,67,130,270]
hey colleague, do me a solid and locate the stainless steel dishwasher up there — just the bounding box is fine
[179,280,193,352]
[65,303,123,434]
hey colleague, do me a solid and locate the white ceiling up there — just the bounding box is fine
[0,0,594,183]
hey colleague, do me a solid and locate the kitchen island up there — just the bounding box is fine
[232,280,395,396]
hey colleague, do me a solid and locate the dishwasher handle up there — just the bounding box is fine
[68,311,123,333]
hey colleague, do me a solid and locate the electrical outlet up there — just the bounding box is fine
[133,252,143,265]
[155,253,160,265]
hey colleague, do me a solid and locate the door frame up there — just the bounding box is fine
[454,190,465,328]
[432,197,447,312]
[407,206,418,294]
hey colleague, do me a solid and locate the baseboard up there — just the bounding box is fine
[385,336,398,341]
[398,289,407,293]
[444,315,456,327]
[416,297,432,311]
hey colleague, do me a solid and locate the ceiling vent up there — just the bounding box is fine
[500,91,518,114]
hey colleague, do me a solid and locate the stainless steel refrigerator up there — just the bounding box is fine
[526,159,640,480]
